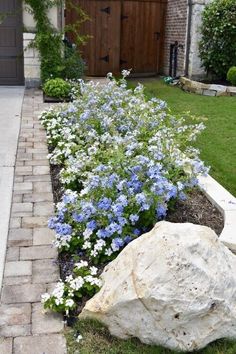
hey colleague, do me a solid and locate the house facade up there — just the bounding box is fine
[0,0,211,86]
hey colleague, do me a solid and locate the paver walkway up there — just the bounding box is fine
[0,89,66,353]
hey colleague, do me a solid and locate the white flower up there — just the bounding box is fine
[83,228,93,239]
[82,241,92,249]
[65,299,74,308]
[70,276,84,290]
[75,260,88,269]
[76,334,83,343]
[90,266,98,275]
[41,293,50,303]
[105,248,113,257]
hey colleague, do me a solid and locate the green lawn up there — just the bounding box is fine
[66,319,236,354]
[129,78,236,196]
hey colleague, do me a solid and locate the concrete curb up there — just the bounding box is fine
[199,175,236,252]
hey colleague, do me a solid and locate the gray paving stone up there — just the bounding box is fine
[0,324,31,337]
[34,202,54,216]
[12,203,33,217]
[16,153,32,161]
[8,228,33,247]
[0,338,12,354]
[6,247,19,261]
[12,195,23,203]
[25,159,49,166]
[9,218,21,228]
[32,303,64,334]
[15,166,32,176]
[14,334,67,354]
[20,245,57,260]
[33,165,50,175]
[23,192,53,203]
[1,284,46,303]
[0,303,31,326]
[3,276,31,286]
[32,259,59,283]
[22,216,48,228]
[33,181,52,193]
[33,228,54,245]
[24,175,51,182]
[4,261,32,277]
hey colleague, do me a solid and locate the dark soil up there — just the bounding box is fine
[166,189,224,236]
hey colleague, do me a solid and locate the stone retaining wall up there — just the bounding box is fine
[180,77,236,97]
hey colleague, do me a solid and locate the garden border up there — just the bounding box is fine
[180,77,236,97]
[199,175,236,252]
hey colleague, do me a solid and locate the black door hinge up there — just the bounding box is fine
[121,15,128,20]
[101,7,110,14]
[154,32,161,40]
[100,55,109,62]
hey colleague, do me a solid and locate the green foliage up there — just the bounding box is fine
[24,0,87,83]
[63,46,85,80]
[199,0,236,79]
[43,78,71,99]
[227,66,236,86]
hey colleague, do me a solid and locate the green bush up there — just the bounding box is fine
[62,46,85,80]
[199,0,236,79]
[227,66,236,86]
[43,78,71,99]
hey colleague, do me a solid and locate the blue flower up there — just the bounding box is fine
[72,212,84,222]
[133,228,141,236]
[129,214,139,225]
[124,235,132,244]
[97,229,110,239]
[156,204,167,219]
[55,223,72,235]
[116,194,128,207]
[86,220,97,231]
[48,217,57,229]
[97,197,112,211]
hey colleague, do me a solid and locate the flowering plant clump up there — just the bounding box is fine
[40,71,208,312]
[42,260,102,314]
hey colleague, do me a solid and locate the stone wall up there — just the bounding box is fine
[23,3,63,87]
[188,0,212,79]
[162,0,188,77]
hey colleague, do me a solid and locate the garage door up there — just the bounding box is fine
[0,0,24,85]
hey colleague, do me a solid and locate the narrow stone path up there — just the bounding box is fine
[0,89,66,353]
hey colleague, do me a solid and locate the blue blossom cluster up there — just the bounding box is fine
[40,71,208,263]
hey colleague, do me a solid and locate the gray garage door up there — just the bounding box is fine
[0,0,24,85]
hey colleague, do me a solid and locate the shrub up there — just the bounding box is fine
[227,67,236,86]
[199,0,236,78]
[40,71,207,313]
[43,78,71,99]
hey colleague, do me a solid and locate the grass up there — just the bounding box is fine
[66,319,236,354]
[66,79,236,353]
[129,78,236,196]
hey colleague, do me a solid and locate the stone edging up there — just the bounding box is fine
[180,77,236,97]
[199,175,236,252]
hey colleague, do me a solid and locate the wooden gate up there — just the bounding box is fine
[66,0,166,76]
[0,0,24,85]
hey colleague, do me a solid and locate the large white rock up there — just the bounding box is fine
[80,221,236,352]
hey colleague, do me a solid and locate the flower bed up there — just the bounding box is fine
[39,72,209,315]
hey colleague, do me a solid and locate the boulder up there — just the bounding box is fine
[80,221,236,352]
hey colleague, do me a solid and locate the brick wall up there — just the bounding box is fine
[162,0,188,77]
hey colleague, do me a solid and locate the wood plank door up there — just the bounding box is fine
[0,0,24,85]
[67,0,121,76]
[120,1,163,75]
